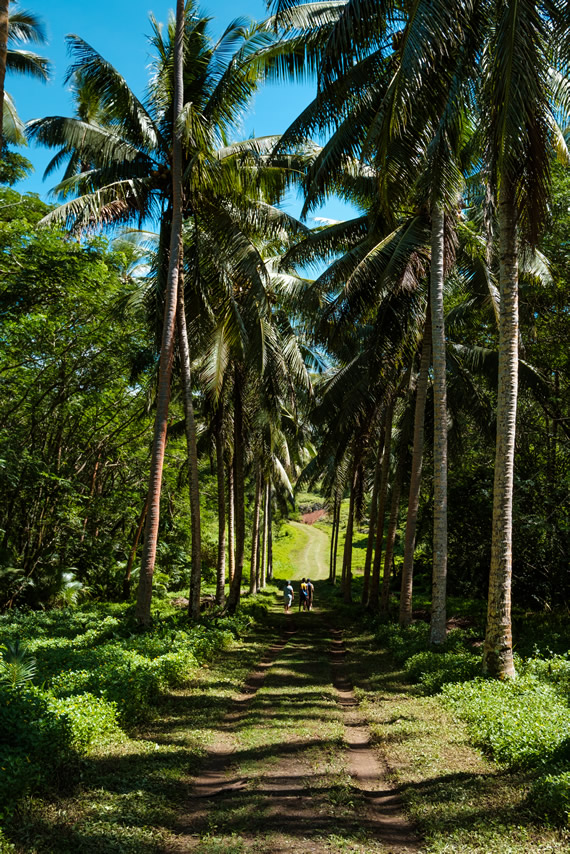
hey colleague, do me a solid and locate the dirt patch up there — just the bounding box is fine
[302,508,327,524]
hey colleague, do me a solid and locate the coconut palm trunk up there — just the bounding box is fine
[177,280,202,620]
[362,429,385,605]
[227,456,235,585]
[429,203,448,644]
[260,479,269,588]
[483,182,517,679]
[341,462,358,603]
[228,365,245,613]
[0,0,8,148]
[267,488,273,581]
[380,438,406,613]
[135,0,184,626]
[215,404,226,606]
[123,496,149,600]
[368,401,394,610]
[249,461,262,594]
[399,312,431,627]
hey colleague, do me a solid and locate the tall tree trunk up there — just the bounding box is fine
[135,0,184,626]
[362,428,385,604]
[483,184,517,679]
[123,496,148,601]
[341,463,358,604]
[227,456,235,585]
[227,366,245,613]
[329,493,337,582]
[267,487,273,580]
[368,401,394,610]
[178,280,202,621]
[0,0,8,149]
[399,313,431,627]
[332,493,340,584]
[260,479,269,589]
[215,404,226,606]
[249,462,262,595]
[429,203,448,644]
[380,438,406,613]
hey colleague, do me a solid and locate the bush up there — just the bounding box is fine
[440,675,570,768]
[529,771,570,826]
[0,683,119,818]
[405,649,481,693]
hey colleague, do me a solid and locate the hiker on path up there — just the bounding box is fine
[306,579,314,610]
[283,581,294,612]
[299,578,309,612]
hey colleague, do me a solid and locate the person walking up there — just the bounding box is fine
[283,581,294,612]
[299,578,309,612]
[306,579,314,610]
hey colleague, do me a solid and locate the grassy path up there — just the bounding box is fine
[274,520,330,581]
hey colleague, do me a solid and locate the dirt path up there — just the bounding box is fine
[287,520,330,581]
[167,608,421,853]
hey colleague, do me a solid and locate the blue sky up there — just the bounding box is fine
[9,0,355,224]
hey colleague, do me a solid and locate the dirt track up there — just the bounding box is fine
[167,607,421,853]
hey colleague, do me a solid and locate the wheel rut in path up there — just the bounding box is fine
[329,627,420,852]
[166,610,422,853]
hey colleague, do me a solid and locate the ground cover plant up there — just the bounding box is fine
[0,597,268,846]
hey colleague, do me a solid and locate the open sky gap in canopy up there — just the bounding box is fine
[11,0,356,225]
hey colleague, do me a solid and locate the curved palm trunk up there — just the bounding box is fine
[227,366,245,613]
[215,404,226,606]
[399,313,431,628]
[249,461,262,595]
[483,184,517,679]
[362,430,385,605]
[135,0,184,626]
[368,401,394,610]
[429,203,448,644]
[227,456,235,586]
[0,0,8,148]
[178,282,202,621]
[380,438,406,613]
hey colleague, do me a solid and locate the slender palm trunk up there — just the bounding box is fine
[483,184,517,679]
[429,203,448,644]
[260,479,269,589]
[227,457,235,586]
[399,313,431,627]
[178,280,202,621]
[228,366,245,613]
[368,402,394,610]
[362,428,385,604]
[329,493,337,582]
[380,439,406,613]
[267,489,273,580]
[0,0,8,149]
[215,405,226,606]
[332,494,341,584]
[135,0,184,626]
[341,463,358,604]
[249,462,262,595]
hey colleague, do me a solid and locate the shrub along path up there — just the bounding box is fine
[166,605,420,853]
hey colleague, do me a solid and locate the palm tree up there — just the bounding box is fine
[135,0,185,625]
[0,2,49,149]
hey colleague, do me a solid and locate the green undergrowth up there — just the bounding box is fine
[361,605,570,834]
[0,597,269,844]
